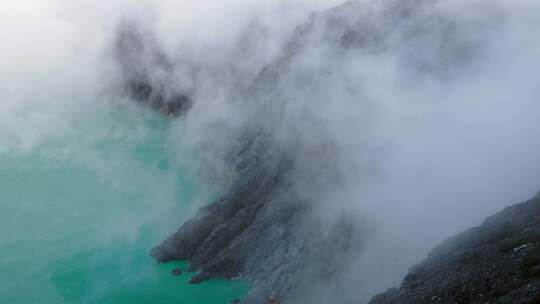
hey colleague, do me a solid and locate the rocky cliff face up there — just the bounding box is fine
[150,129,365,303]
[370,193,540,304]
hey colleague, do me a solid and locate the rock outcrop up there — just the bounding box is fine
[114,21,192,116]
[150,130,364,302]
[151,132,299,300]
[369,193,540,304]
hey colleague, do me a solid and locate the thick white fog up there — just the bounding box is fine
[2,0,540,302]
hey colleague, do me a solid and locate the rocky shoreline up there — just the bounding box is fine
[150,129,366,303]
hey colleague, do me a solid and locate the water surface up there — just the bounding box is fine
[0,104,248,304]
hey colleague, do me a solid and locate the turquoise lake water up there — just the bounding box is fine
[0,103,248,304]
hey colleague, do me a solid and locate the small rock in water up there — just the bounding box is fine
[189,276,202,284]
[171,268,183,276]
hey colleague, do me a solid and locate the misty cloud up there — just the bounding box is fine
[2,0,540,303]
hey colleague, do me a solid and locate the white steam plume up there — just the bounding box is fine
[2,0,540,302]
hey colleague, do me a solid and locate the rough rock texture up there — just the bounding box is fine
[151,131,294,276]
[151,126,369,303]
[151,131,334,301]
[369,193,540,304]
[114,21,192,116]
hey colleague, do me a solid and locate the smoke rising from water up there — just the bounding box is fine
[3,0,540,302]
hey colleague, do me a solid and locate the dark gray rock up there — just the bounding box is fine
[151,128,368,303]
[114,21,192,116]
[369,193,540,304]
[151,131,302,299]
[171,268,183,276]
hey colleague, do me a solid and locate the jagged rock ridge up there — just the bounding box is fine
[150,130,365,302]
[369,193,540,304]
